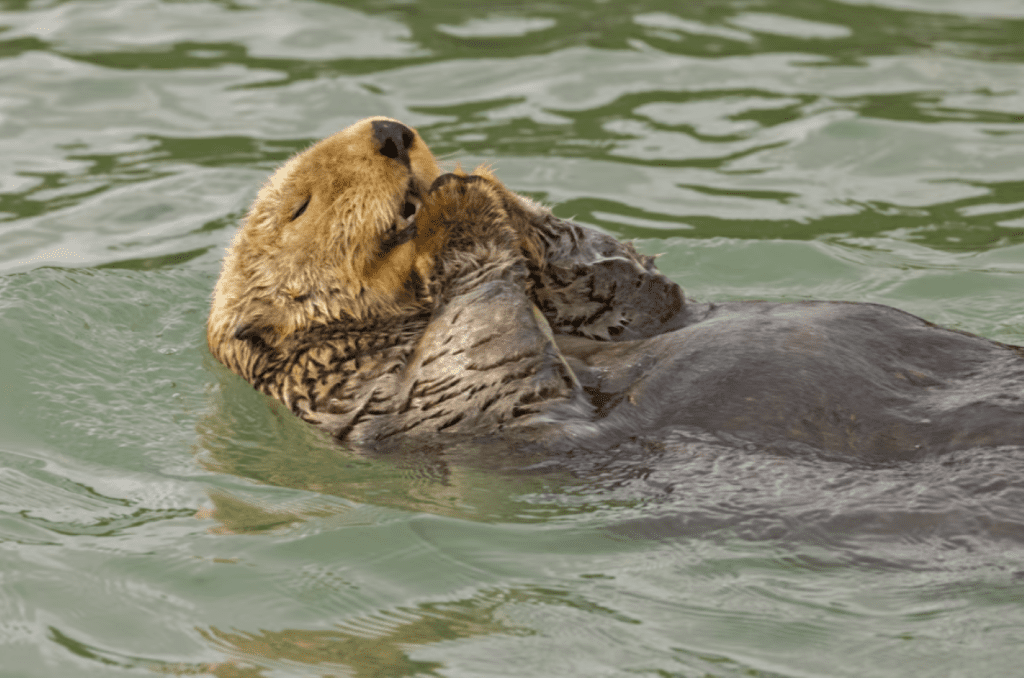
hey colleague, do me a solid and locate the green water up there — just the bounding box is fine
[2,0,1024,676]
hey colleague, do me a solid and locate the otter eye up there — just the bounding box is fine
[402,201,417,219]
[291,196,310,221]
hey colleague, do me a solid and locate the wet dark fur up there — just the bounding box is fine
[209,118,1024,460]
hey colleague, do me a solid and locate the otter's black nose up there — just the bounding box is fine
[372,120,415,167]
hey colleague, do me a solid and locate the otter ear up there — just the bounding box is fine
[233,320,276,352]
[232,300,299,349]
[234,322,263,343]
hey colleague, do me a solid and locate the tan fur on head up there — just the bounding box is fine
[207,117,442,372]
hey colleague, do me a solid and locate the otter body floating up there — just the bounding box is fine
[208,117,1024,460]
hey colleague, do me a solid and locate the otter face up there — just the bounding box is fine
[208,117,442,365]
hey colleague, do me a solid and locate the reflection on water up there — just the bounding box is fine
[3,0,1024,675]
[194,589,525,678]
[45,588,527,677]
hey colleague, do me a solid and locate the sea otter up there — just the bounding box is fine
[208,116,1024,460]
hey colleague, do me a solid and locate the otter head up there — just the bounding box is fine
[208,117,443,366]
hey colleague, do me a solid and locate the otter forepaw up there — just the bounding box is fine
[420,172,519,252]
